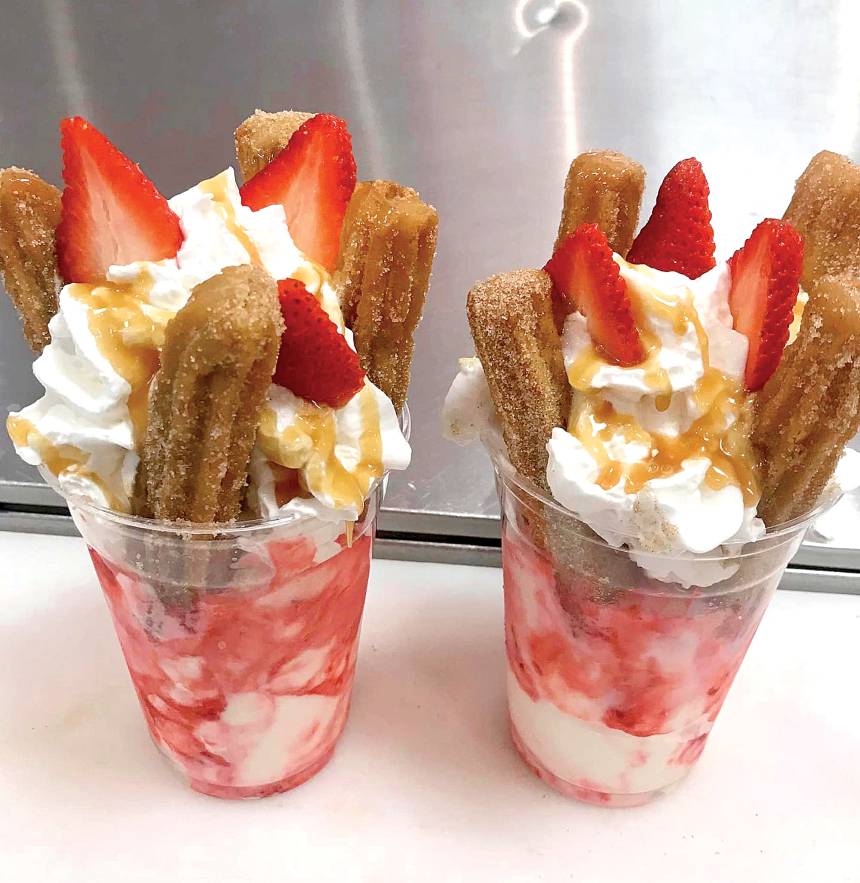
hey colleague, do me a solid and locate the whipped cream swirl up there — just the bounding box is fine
[8,168,409,522]
[445,258,768,586]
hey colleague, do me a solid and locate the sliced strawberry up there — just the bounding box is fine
[627,157,715,279]
[545,224,645,366]
[274,279,365,407]
[56,117,182,283]
[240,114,356,270]
[728,218,803,391]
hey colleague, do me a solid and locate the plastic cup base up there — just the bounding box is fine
[180,745,337,800]
[510,720,672,808]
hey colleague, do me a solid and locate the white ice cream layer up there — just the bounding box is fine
[507,668,704,795]
[9,168,410,530]
[195,691,342,788]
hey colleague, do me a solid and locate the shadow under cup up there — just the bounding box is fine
[492,454,830,808]
[71,489,381,799]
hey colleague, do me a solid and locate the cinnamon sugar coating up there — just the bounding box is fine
[783,150,860,288]
[0,167,61,352]
[234,109,313,182]
[467,269,569,489]
[334,179,438,412]
[754,274,860,524]
[135,265,283,522]
[554,151,645,257]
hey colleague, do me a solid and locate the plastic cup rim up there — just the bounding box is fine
[488,443,840,559]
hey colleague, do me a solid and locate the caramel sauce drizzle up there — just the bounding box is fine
[567,261,759,505]
[258,385,385,513]
[68,271,167,447]
[8,268,169,509]
[6,415,121,509]
[198,172,264,266]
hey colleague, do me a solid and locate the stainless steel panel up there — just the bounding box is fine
[2,1,860,568]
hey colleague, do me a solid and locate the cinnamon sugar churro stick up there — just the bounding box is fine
[334,179,438,412]
[753,274,860,525]
[135,265,283,522]
[554,151,645,257]
[466,268,569,489]
[783,150,860,288]
[234,109,313,182]
[0,167,61,352]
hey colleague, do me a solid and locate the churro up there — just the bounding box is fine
[135,265,283,522]
[0,167,61,352]
[753,274,860,525]
[334,179,438,412]
[554,151,645,257]
[466,268,569,489]
[783,150,860,288]
[235,109,313,182]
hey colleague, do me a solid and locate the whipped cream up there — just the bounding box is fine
[547,260,762,576]
[442,357,504,450]
[251,377,410,524]
[8,168,409,524]
[444,259,771,586]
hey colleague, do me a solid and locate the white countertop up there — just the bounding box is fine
[0,532,858,883]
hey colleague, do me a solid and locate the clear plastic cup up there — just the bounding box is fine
[492,452,830,807]
[70,489,380,799]
[64,408,408,800]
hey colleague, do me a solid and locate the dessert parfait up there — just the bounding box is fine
[1,110,437,797]
[445,148,860,805]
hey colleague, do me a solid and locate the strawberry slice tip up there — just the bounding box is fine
[627,157,716,280]
[240,114,356,271]
[545,223,645,366]
[273,279,365,407]
[728,218,803,391]
[56,116,183,283]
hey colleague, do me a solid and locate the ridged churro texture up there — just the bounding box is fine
[783,150,860,288]
[0,167,61,352]
[554,151,645,257]
[334,179,438,412]
[467,269,569,489]
[753,274,860,525]
[135,265,283,523]
[234,109,313,182]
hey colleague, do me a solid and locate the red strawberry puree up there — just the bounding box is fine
[89,532,371,798]
[503,528,774,806]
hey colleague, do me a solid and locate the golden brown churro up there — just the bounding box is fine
[783,150,860,288]
[554,151,645,257]
[0,167,61,352]
[753,274,860,525]
[467,268,569,489]
[234,109,314,183]
[334,179,438,412]
[135,265,283,522]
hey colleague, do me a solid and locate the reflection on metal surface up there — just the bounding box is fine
[0,0,859,572]
[42,0,91,118]
[830,0,860,150]
[513,0,590,158]
[342,0,387,178]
